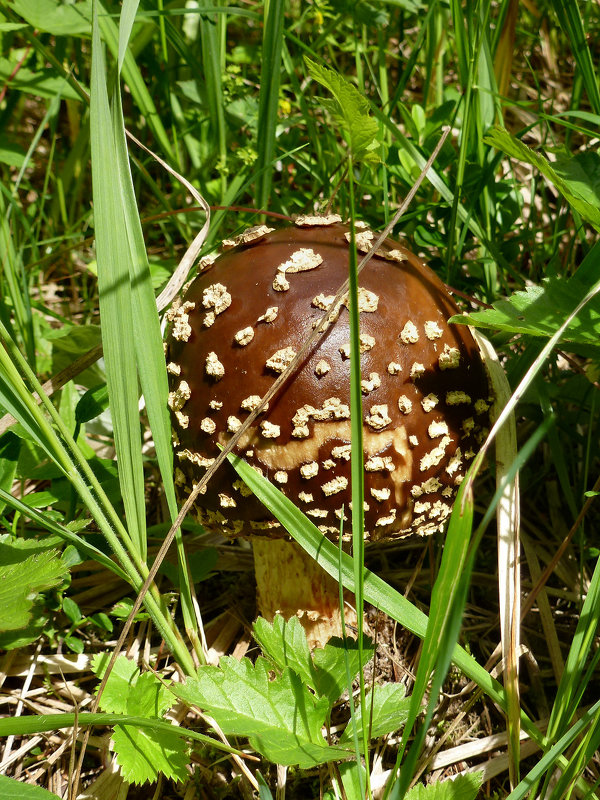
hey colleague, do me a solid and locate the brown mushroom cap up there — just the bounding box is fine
[167,219,492,543]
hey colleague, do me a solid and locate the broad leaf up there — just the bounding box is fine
[484,127,600,231]
[0,57,82,101]
[252,615,315,689]
[312,637,373,707]
[0,775,61,799]
[305,57,381,164]
[9,0,92,36]
[452,276,600,353]
[174,657,352,768]
[92,654,188,785]
[252,615,373,706]
[404,773,483,800]
[339,683,410,744]
[553,150,600,207]
[0,547,66,632]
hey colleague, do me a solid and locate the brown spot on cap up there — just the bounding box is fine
[202,283,231,316]
[361,372,381,394]
[200,417,216,434]
[446,390,471,405]
[260,421,281,439]
[366,404,392,430]
[322,476,348,496]
[241,395,268,413]
[398,395,413,414]
[168,380,191,412]
[272,273,290,292]
[421,393,439,412]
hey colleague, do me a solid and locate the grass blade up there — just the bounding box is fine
[256,0,286,210]
[550,0,600,115]
[91,1,147,559]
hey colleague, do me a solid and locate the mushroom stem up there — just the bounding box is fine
[252,537,357,649]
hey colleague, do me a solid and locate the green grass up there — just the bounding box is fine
[0,0,599,798]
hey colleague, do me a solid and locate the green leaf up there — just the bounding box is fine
[484,127,600,231]
[552,150,600,207]
[0,136,27,168]
[0,774,61,799]
[75,383,109,424]
[305,57,381,164]
[404,773,483,800]
[256,772,275,800]
[312,637,373,707]
[252,615,372,707]
[252,615,315,687]
[92,654,188,784]
[9,0,92,36]
[92,653,139,712]
[174,657,352,768]
[339,683,410,744]
[0,57,83,101]
[0,432,21,515]
[0,547,67,632]
[452,276,600,352]
[91,5,147,557]
[340,761,368,800]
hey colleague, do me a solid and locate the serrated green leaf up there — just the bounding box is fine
[404,773,483,800]
[484,127,600,231]
[252,615,314,687]
[93,654,174,718]
[252,616,372,707]
[305,57,381,164]
[452,275,600,352]
[0,774,61,799]
[339,683,409,744]
[112,721,188,785]
[174,657,352,768]
[0,548,67,632]
[92,655,187,784]
[92,653,140,713]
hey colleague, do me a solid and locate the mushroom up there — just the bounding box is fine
[166,218,492,647]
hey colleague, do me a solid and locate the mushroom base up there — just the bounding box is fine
[252,538,357,650]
